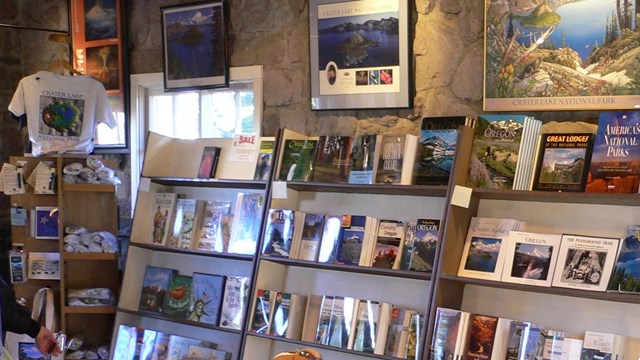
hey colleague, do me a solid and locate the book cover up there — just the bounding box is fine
[139,329,158,360]
[297,213,326,261]
[551,234,620,292]
[384,306,416,358]
[405,312,424,360]
[269,292,292,337]
[34,206,59,239]
[586,111,640,193]
[371,220,404,269]
[328,296,355,349]
[315,295,334,345]
[162,274,192,318]
[139,265,175,313]
[581,331,626,360]
[228,192,264,255]
[531,133,595,192]
[196,201,232,252]
[399,221,417,271]
[467,114,527,189]
[430,307,463,360]
[607,224,640,292]
[147,331,171,360]
[254,138,275,181]
[166,335,216,360]
[561,338,584,360]
[335,215,367,266]
[167,198,203,249]
[414,116,466,185]
[352,300,379,353]
[317,215,342,263]
[197,146,221,179]
[312,136,354,183]
[348,134,378,184]
[409,218,440,272]
[541,330,565,360]
[151,193,178,246]
[458,217,518,281]
[262,209,295,258]
[492,318,514,360]
[501,231,562,287]
[506,321,532,360]
[375,134,419,185]
[278,139,318,181]
[112,325,138,360]
[250,289,272,334]
[189,272,225,325]
[219,275,250,330]
[186,345,230,360]
[466,314,499,360]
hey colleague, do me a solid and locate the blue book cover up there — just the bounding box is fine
[262,209,295,257]
[607,224,640,292]
[139,266,176,313]
[189,272,225,325]
[335,215,367,265]
[414,116,467,185]
[318,215,342,263]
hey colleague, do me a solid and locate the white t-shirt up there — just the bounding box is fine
[8,71,116,156]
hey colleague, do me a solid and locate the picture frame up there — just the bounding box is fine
[484,0,640,111]
[309,0,410,110]
[32,207,59,240]
[161,1,229,92]
[28,252,61,280]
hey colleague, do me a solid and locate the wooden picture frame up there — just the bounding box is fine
[161,1,229,91]
[308,0,410,110]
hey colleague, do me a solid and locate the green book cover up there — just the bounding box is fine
[162,274,192,318]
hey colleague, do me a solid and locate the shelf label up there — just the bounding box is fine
[272,181,288,199]
[451,185,472,208]
[139,177,151,192]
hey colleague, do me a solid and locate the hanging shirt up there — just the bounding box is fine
[8,71,116,156]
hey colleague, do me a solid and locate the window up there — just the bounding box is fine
[129,65,263,212]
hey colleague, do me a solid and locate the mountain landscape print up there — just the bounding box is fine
[464,237,502,272]
[485,0,640,110]
[608,225,640,292]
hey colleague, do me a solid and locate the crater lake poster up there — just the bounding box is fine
[484,0,640,111]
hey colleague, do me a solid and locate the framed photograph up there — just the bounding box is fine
[309,0,410,110]
[28,252,61,280]
[161,1,229,91]
[32,207,59,240]
[484,1,640,111]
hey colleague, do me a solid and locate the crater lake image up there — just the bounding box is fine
[465,237,502,272]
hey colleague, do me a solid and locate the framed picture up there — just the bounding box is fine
[309,0,410,110]
[484,0,640,111]
[32,207,59,240]
[161,1,229,91]
[28,252,60,280]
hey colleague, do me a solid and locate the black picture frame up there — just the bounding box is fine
[161,0,229,92]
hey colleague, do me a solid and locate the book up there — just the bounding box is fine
[405,312,424,359]
[195,201,232,252]
[162,274,192,318]
[351,300,379,353]
[399,221,417,271]
[262,209,295,258]
[269,292,307,339]
[385,306,417,358]
[466,314,499,360]
[375,134,419,185]
[250,289,273,334]
[334,214,369,266]
[317,215,342,263]
[586,111,640,193]
[33,206,59,239]
[112,325,138,360]
[278,139,318,181]
[541,330,565,360]
[551,234,620,292]
[186,345,231,360]
[456,312,472,360]
[167,199,204,249]
[295,213,326,261]
[513,117,542,191]
[501,231,562,287]
[197,146,221,179]
[409,218,440,272]
[146,331,170,360]
[467,114,529,189]
[228,192,264,255]
[506,321,532,360]
[315,295,334,345]
[430,307,465,360]
[138,265,176,313]
[374,302,392,355]
[328,296,356,349]
[166,335,216,360]
[348,134,379,184]
[301,295,324,343]
[139,329,158,360]
[370,219,404,269]
[189,272,225,325]
[607,224,640,292]
[219,275,250,330]
[581,331,626,360]
[254,138,276,181]
[530,133,595,192]
[492,318,514,360]
[414,116,468,185]
[458,217,520,281]
[151,193,178,246]
[312,136,355,183]
[561,338,583,360]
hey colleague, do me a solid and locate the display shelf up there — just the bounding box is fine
[63,306,117,314]
[62,252,119,261]
[148,176,268,190]
[259,257,432,281]
[284,181,448,197]
[128,242,254,261]
[62,183,116,193]
[470,187,640,206]
[117,308,243,334]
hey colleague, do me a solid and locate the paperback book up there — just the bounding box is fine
[384,306,416,358]
[371,220,404,269]
[262,209,295,258]
[375,134,419,185]
[254,138,275,181]
[405,312,424,359]
[351,300,379,353]
[581,331,626,360]
[219,275,250,330]
[458,217,520,281]
[166,335,216,360]
[335,215,368,266]
[409,219,440,272]
[501,231,562,287]
[414,116,466,185]
[315,295,334,345]
[250,289,272,334]
[327,296,355,349]
[278,139,318,181]
[151,193,178,246]
[296,213,326,261]
[162,274,192,318]
[586,111,640,193]
[196,201,232,252]
[197,146,221,179]
[139,266,176,313]
[189,272,225,325]
[430,307,464,360]
[348,134,379,184]
[269,292,307,339]
[607,224,640,292]
[531,133,595,192]
[317,215,342,263]
[167,198,203,249]
[466,314,499,360]
[228,192,264,255]
[551,234,620,292]
[312,136,354,183]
